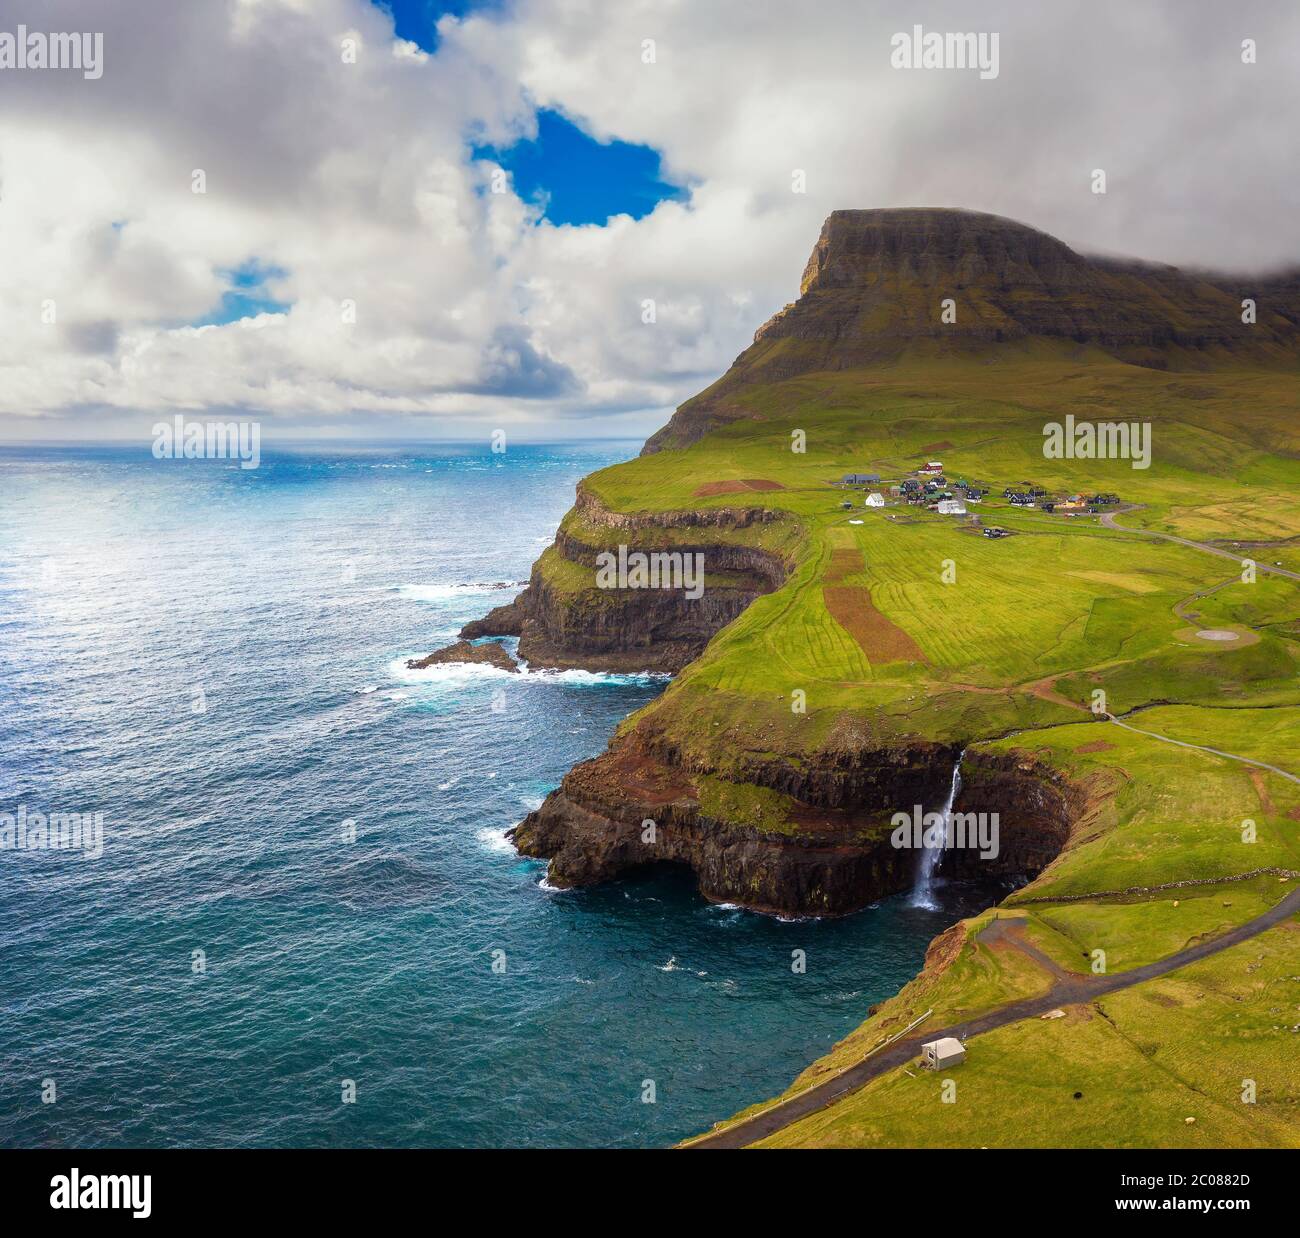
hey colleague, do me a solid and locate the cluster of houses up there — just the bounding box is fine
[1004,484,1121,515]
[884,461,985,516]
[838,465,1120,524]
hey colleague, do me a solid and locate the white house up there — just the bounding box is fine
[865,492,885,507]
[921,1037,966,1070]
[936,498,967,515]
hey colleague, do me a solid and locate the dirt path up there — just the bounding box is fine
[1023,672,1089,714]
[977,915,1075,981]
[1099,509,1300,582]
[685,886,1300,1148]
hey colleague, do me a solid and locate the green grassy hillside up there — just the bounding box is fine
[585,354,1300,1145]
[524,211,1300,1146]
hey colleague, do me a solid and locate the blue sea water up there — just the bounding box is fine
[0,441,982,1148]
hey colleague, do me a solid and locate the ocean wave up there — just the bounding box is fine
[394,582,524,602]
[390,656,669,688]
[390,658,518,684]
[514,665,672,687]
[476,827,514,854]
[316,855,449,909]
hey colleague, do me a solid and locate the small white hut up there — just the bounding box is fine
[920,1037,966,1070]
[865,492,886,508]
[936,498,967,515]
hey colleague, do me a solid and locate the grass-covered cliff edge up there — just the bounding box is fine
[465,209,1300,1147]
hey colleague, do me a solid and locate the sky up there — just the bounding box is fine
[0,0,1297,442]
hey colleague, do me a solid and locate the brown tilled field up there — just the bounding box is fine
[692,478,785,496]
[822,585,927,664]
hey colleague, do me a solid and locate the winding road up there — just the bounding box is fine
[686,503,1300,1149]
[686,885,1300,1148]
[1099,508,1300,582]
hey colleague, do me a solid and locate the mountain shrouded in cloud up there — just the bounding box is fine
[0,0,1296,440]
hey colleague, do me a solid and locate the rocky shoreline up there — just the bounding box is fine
[508,734,1084,917]
[449,481,1085,917]
[460,483,792,673]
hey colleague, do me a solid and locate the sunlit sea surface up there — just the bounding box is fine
[0,441,988,1147]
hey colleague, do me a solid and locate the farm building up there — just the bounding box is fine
[842,473,879,484]
[936,498,967,515]
[921,1037,966,1070]
[865,492,885,507]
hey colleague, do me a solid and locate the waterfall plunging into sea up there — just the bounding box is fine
[908,752,965,910]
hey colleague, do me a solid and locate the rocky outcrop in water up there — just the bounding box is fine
[407,640,519,672]
[458,483,793,673]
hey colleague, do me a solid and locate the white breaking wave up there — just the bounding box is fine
[390,656,668,688]
[477,827,514,854]
[515,665,671,687]
[394,582,522,602]
[390,658,518,685]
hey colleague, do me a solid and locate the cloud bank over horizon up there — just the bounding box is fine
[1,0,1297,442]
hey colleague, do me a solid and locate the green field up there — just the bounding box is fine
[538,348,1300,1147]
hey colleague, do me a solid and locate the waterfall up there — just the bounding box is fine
[909,752,964,910]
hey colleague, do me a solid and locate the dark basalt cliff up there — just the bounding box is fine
[644,208,1300,453]
[510,735,1084,916]
[460,483,792,673]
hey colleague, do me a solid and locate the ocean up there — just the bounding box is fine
[0,441,983,1148]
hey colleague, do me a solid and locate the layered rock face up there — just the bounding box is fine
[644,208,1300,453]
[933,750,1091,884]
[511,736,1080,916]
[459,483,791,673]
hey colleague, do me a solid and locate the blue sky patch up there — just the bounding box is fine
[193,260,291,327]
[474,108,687,226]
[374,0,488,51]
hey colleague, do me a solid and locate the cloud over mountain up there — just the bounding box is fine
[1,0,1295,439]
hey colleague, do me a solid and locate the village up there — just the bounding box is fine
[837,459,1121,539]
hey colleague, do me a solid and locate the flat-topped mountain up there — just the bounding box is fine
[646,208,1300,453]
